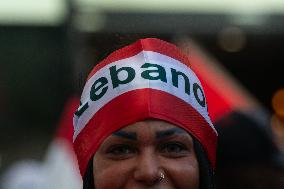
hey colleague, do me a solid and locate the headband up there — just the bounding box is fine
[73,38,217,176]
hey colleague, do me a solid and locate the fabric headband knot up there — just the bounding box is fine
[73,38,217,176]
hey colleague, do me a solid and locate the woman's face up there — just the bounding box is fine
[93,119,199,189]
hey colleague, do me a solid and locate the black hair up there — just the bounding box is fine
[83,159,94,189]
[193,139,216,189]
[82,139,215,189]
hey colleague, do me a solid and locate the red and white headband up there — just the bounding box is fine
[73,38,217,176]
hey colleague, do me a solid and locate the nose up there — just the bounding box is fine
[133,149,163,186]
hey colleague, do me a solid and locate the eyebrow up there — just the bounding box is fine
[156,128,187,139]
[112,130,137,140]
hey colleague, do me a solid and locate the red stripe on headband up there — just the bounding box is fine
[74,89,217,176]
[86,38,191,81]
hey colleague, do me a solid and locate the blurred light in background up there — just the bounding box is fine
[76,0,284,13]
[0,0,67,26]
[0,0,283,28]
[272,89,284,120]
[72,0,284,35]
[217,27,246,52]
[271,89,284,153]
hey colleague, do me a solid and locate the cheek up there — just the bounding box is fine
[93,158,132,189]
[166,158,199,189]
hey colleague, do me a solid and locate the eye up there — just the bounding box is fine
[159,142,189,157]
[106,144,136,159]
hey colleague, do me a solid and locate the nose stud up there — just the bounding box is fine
[159,172,165,182]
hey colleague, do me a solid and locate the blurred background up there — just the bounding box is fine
[0,0,284,188]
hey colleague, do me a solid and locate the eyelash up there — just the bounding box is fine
[107,144,136,159]
[106,141,189,159]
[159,142,189,157]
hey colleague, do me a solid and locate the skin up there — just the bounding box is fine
[93,119,199,189]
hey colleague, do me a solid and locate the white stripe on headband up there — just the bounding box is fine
[73,50,216,140]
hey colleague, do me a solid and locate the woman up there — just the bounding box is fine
[73,38,217,189]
